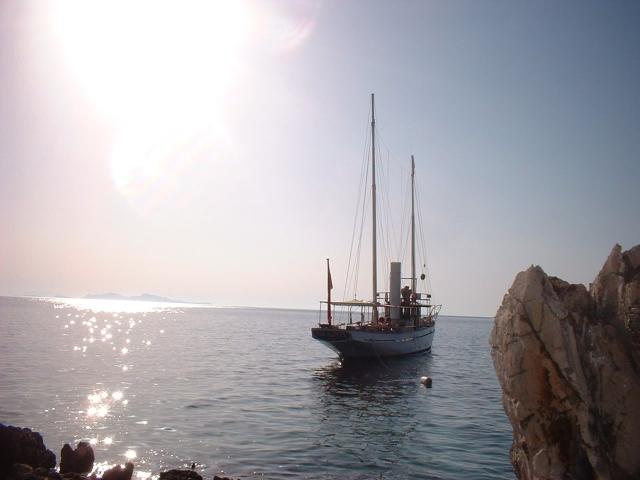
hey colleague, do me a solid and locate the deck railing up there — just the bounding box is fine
[319,298,441,328]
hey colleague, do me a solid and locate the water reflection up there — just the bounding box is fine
[45,297,179,477]
[84,389,127,419]
[311,355,431,426]
[91,460,152,480]
[310,354,436,472]
[312,354,433,403]
[46,296,204,314]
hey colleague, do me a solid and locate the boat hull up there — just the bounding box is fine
[311,325,435,359]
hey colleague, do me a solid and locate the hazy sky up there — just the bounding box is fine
[1,1,638,316]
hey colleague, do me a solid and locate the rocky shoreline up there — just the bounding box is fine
[0,425,236,480]
[490,244,640,480]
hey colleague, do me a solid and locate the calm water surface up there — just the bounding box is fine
[0,297,514,479]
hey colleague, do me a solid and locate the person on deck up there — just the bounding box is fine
[401,285,411,318]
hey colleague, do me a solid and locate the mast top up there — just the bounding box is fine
[371,93,375,123]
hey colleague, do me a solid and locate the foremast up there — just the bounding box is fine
[411,154,418,326]
[411,154,416,296]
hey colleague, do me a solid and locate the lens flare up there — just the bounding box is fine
[50,1,251,212]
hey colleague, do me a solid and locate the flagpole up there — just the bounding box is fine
[327,258,332,325]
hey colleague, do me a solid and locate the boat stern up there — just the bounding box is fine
[311,326,353,357]
[311,325,350,341]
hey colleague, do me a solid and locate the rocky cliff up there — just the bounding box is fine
[490,244,640,480]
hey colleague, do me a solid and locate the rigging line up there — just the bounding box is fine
[415,183,433,294]
[352,170,369,299]
[343,121,371,301]
[380,212,391,292]
[372,131,387,288]
[384,151,399,261]
[409,162,431,296]
[376,125,425,284]
[374,120,411,263]
[344,162,366,299]
[378,145,398,265]
[397,172,408,256]
[352,166,370,299]
[372,340,393,371]
[345,102,373,300]
[401,173,412,262]
[375,125,402,168]
[398,173,411,261]
[378,146,394,290]
[398,177,406,257]
[400,212,411,267]
[415,185,427,276]
[415,183,429,270]
[377,197,388,291]
[377,153,390,265]
[376,127,409,260]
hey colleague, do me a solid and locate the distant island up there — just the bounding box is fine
[83,293,193,304]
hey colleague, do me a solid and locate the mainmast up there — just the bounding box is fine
[371,93,378,317]
[411,155,416,296]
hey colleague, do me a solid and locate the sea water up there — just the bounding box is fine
[0,296,514,479]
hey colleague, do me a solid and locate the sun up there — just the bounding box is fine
[50,1,251,207]
[51,1,251,122]
[48,1,319,211]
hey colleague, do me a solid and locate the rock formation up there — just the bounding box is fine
[60,442,95,474]
[0,423,241,480]
[159,471,202,480]
[490,244,640,480]
[101,463,134,480]
[0,425,56,480]
[156,470,237,480]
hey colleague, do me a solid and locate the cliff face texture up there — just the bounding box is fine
[490,244,640,480]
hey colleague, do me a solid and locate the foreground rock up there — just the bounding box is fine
[490,244,640,480]
[0,424,240,480]
[0,425,56,479]
[159,471,202,480]
[60,443,95,474]
[5,464,62,480]
[157,470,237,480]
[101,462,134,480]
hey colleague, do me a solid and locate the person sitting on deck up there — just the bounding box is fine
[384,292,390,318]
[379,316,391,332]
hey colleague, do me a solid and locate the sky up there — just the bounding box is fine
[1,0,638,316]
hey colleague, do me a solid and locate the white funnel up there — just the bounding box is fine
[390,262,401,320]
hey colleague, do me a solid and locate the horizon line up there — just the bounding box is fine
[1,294,494,318]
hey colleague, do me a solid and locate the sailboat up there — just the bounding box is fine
[311,94,441,360]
